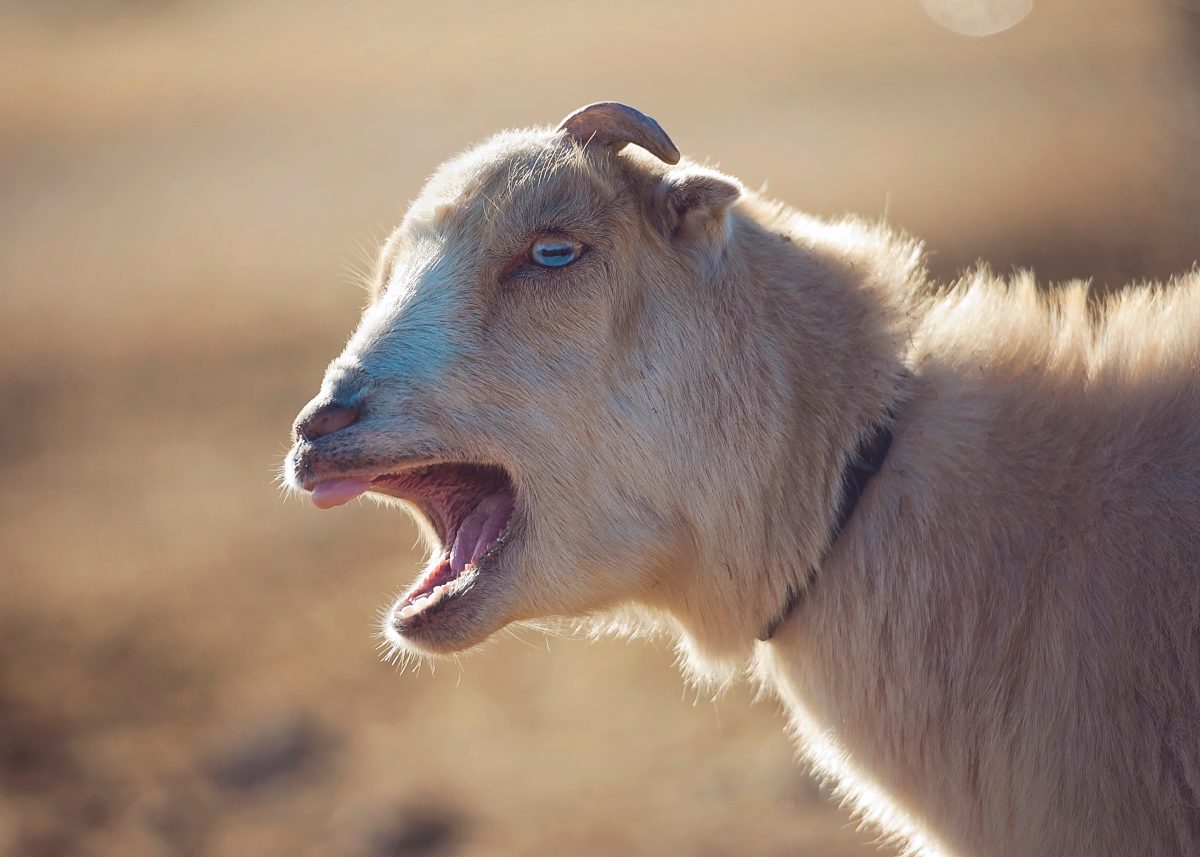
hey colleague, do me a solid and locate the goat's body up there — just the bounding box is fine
[755,221,1200,855]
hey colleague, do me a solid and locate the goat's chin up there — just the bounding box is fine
[383,616,503,658]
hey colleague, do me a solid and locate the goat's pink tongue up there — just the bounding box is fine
[450,506,487,575]
[472,492,515,562]
[449,491,515,574]
[311,478,371,509]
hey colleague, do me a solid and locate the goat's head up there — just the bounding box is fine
[286,103,753,657]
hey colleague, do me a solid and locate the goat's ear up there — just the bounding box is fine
[646,166,743,249]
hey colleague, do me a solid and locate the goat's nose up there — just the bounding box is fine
[294,400,361,442]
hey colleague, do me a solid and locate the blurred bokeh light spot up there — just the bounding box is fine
[921,0,1033,36]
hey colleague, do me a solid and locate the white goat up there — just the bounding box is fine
[286,103,1200,856]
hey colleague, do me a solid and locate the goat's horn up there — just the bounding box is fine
[557,102,681,165]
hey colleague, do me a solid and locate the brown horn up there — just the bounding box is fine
[557,102,681,165]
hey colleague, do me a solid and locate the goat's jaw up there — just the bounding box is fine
[384,514,518,651]
[380,537,521,655]
[360,463,521,654]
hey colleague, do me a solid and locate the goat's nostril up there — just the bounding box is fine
[296,401,361,442]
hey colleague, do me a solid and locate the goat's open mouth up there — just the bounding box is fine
[309,463,516,628]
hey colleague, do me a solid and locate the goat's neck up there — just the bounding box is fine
[662,209,921,667]
[750,218,964,848]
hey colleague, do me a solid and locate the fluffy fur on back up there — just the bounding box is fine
[755,241,1200,855]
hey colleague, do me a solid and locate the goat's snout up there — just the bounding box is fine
[294,399,361,442]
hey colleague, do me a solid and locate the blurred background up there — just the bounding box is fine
[1,1,1197,855]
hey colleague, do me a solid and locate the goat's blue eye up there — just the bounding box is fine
[531,237,582,268]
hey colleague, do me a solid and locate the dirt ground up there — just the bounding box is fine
[1,1,1196,855]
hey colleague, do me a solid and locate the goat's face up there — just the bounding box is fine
[286,112,742,655]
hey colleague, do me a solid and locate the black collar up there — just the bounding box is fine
[757,414,895,642]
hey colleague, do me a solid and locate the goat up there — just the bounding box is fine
[285,103,1200,856]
